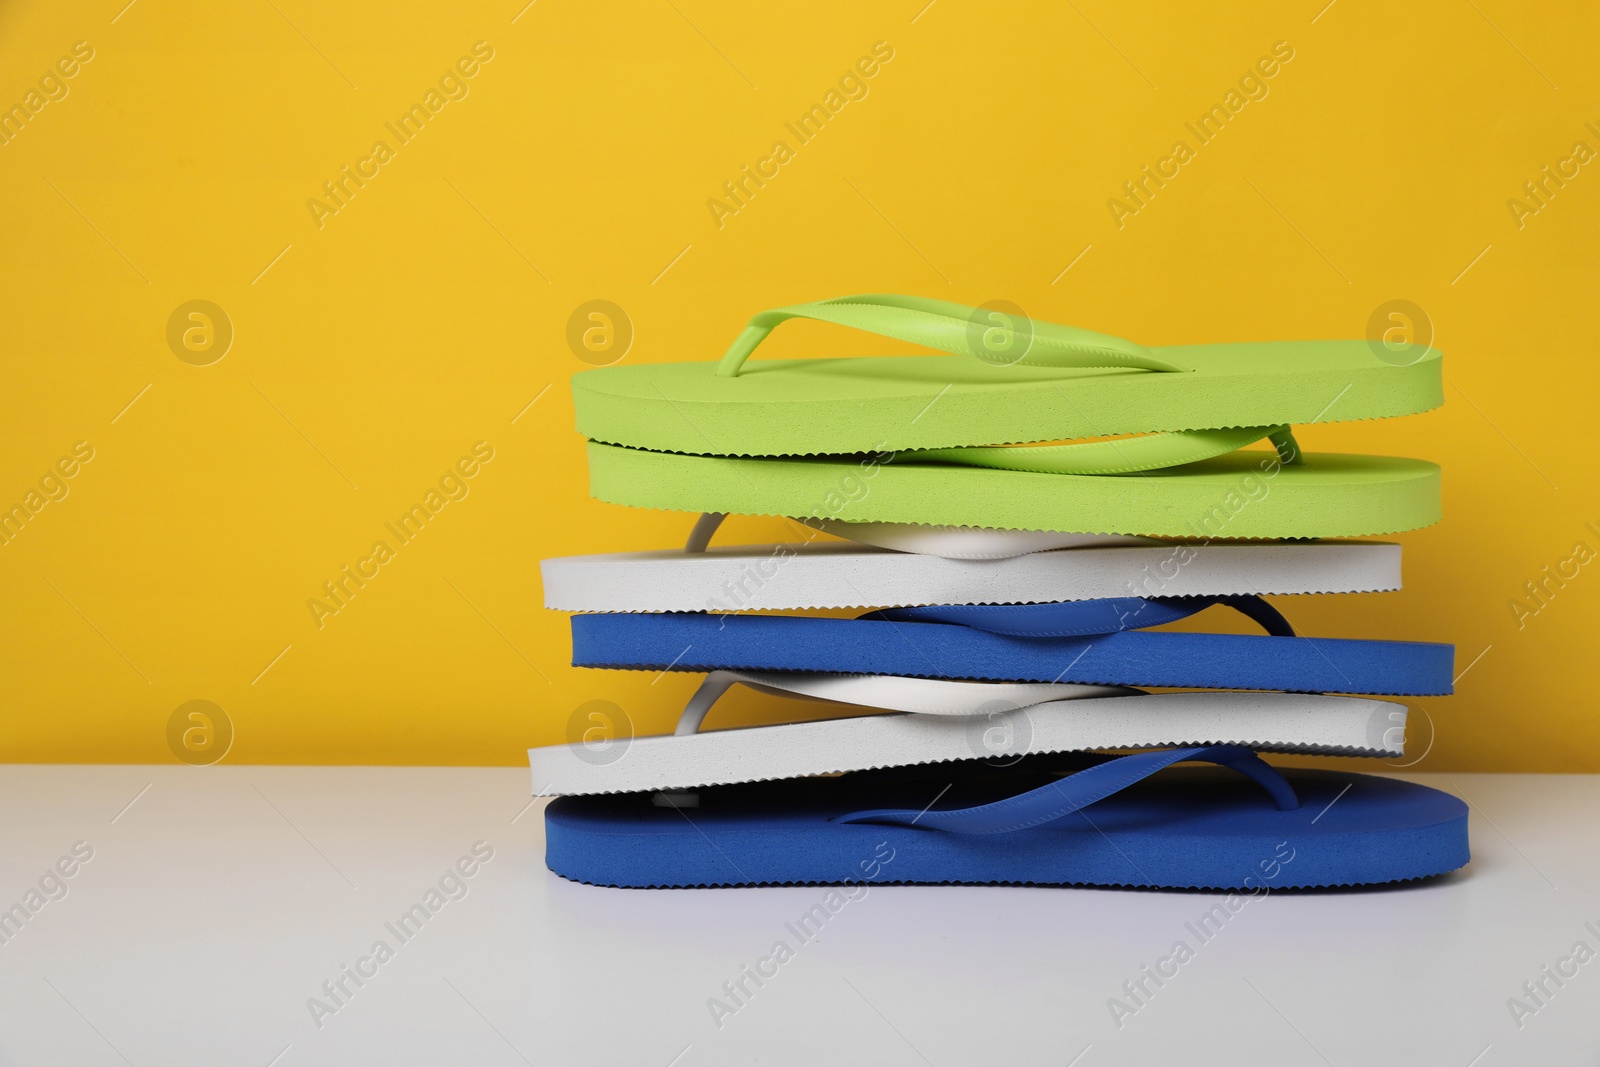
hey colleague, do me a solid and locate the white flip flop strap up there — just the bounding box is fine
[685,511,1149,560]
[684,512,726,553]
[801,519,1152,559]
[674,669,1135,735]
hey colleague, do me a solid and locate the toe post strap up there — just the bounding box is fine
[715,295,1188,377]
[834,744,1300,834]
[869,594,1297,639]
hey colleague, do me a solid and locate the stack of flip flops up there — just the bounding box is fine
[533,295,1469,890]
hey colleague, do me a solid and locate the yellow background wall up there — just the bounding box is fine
[2,0,1595,769]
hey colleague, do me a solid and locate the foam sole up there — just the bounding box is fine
[543,765,1470,889]
[570,612,1455,695]
[572,341,1443,456]
[541,540,1402,612]
[529,692,1411,796]
[587,444,1441,538]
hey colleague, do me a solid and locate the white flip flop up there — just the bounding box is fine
[541,514,1401,612]
[530,670,1409,796]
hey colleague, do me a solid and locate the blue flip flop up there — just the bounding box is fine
[543,745,1470,889]
[569,596,1454,696]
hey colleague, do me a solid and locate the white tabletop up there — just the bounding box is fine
[2,766,1596,1066]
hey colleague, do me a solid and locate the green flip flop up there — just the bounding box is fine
[587,443,1439,538]
[572,294,1442,456]
[572,295,1442,536]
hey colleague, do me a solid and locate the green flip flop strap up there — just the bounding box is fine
[715,294,1190,377]
[912,426,1304,476]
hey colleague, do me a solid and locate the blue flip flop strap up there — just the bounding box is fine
[834,745,1300,834]
[867,594,1296,638]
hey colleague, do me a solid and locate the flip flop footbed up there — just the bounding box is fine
[574,342,1442,456]
[530,692,1411,796]
[588,445,1441,538]
[541,541,1402,612]
[570,612,1455,696]
[543,766,1469,889]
